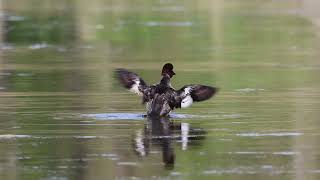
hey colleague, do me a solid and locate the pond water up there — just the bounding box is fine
[1,0,320,180]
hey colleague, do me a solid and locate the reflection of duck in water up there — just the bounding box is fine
[116,63,218,117]
[133,116,206,169]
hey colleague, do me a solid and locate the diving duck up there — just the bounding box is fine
[115,63,218,117]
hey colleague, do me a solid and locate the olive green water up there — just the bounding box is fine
[1,0,320,180]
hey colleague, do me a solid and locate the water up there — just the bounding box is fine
[1,0,320,180]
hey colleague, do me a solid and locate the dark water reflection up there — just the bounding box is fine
[133,116,206,169]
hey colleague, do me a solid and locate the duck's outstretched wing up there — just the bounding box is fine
[178,85,218,108]
[115,69,147,96]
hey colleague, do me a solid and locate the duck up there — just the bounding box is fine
[115,63,218,117]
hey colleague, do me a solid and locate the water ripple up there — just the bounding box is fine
[236,132,303,137]
[0,134,31,139]
[81,113,196,120]
[144,21,193,27]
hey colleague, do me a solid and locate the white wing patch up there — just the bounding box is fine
[184,87,192,95]
[181,86,194,108]
[129,79,142,96]
[181,95,193,108]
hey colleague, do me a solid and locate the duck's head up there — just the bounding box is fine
[161,63,176,78]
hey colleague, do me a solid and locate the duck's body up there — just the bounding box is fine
[143,81,178,116]
[116,63,217,117]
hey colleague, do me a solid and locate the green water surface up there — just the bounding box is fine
[1,0,320,180]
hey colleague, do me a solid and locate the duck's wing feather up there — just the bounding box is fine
[115,69,147,96]
[178,85,218,108]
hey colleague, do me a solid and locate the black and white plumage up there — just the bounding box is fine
[178,85,217,108]
[115,68,146,96]
[115,63,218,117]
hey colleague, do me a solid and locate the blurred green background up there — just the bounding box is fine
[0,0,320,180]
